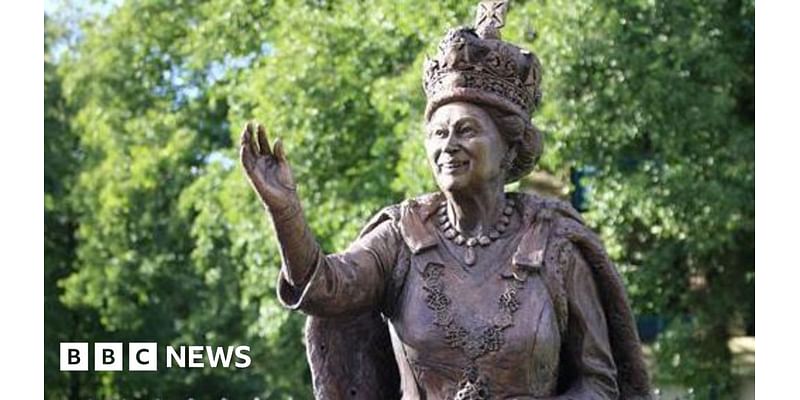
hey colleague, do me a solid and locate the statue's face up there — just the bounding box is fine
[425,102,508,192]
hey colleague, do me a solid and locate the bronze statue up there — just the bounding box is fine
[240,1,651,399]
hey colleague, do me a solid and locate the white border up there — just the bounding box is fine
[0,0,785,396]
[0,0,44,397]
[757,1,800,399]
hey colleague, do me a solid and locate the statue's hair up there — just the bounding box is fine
[484,106,543,184]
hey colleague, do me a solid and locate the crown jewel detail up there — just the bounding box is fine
[423,1,542,120]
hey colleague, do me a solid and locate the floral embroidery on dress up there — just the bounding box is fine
[421,262,526,399]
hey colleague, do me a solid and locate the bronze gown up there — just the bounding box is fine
[277,192,650,399]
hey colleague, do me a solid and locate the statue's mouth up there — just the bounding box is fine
[438,159,469,174]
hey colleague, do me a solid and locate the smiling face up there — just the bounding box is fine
[425,102,509,193]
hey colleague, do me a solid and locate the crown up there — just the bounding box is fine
[423,1,542,120]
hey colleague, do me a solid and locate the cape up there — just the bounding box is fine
[300,193,652,399]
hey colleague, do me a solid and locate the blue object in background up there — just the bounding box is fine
[636,315,667,343]
[570,166,597,212]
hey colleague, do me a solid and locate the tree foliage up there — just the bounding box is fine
[515,1,755,394]
[45,0,753,398]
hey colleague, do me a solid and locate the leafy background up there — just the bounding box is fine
[45,0,754,398]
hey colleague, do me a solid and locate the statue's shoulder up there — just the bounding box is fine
[514,192,613,250]
[357,193,446,253]
[357,193,442,239]
[513,191,607,261]
[513,191,584,225]
[385,192,444,224]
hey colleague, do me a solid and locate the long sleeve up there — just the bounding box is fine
[269,200,320,287]
[550,241,620,399]
[276,216,404,317]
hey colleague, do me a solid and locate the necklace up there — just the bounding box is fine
[436,197,515,266]
[422,262,525,399]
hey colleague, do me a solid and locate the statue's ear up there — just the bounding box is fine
[502,145,518,175]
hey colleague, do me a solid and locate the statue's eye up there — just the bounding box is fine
[433,129,448,138]
[460,126,477,137]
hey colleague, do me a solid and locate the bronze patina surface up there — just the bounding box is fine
[240,1,651,398]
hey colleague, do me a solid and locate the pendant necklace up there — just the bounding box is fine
[436,197,515,266]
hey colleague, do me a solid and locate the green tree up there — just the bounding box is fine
[45,13,99,399]
[49,1,308,397]
[509,0,754,396]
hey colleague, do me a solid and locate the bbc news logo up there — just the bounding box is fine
[60,343,251,371]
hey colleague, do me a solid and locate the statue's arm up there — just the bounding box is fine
[239,123,401,316]
[548,241,620,400]
[239,122,317,286]
[276,216,402,317]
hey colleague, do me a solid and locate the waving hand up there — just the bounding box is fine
[240,122,298,211]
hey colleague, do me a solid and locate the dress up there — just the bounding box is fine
[278,192,649,399]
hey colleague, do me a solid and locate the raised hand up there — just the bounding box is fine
[240,122,298,212]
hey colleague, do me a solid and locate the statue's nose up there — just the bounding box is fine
[443,132,459,154]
